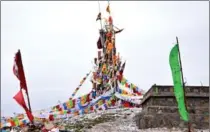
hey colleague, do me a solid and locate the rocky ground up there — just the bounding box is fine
[54,108,209,132]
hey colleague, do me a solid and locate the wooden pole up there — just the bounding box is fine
[176,37,191,132]
[97,1,103,30]
[97,1,105,56]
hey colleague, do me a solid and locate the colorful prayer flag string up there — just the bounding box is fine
[69,71,92,99]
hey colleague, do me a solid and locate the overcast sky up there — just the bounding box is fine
[1,1,209,116]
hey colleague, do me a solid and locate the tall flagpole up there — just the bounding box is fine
[176,37,191,132]
[97,1,103,30]
[97,1,106,57]
[107,0,110,7]
[19,49,33,123]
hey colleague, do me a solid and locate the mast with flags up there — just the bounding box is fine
[169,37,191,131]
[13,49,34,123]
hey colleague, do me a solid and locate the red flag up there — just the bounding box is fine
[120,61,126,75]
[90,106,93,111]
[49,114,54,121]
[97,37,103,49]
[108,16,113,25]
[13,90,34,122]
[118,62,126,82]
[86,93,90,102]
[10,120,16,127]
[125,83,129,88]
[55,105,60,110]
[13,90,28,110]
[123,101,131,108]
[13,50,28,93]
[25,110,34,122]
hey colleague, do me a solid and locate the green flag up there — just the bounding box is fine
[13,117,19,126]
[169,44,189,122]
[64,110,67,115]
[69,100,73,108]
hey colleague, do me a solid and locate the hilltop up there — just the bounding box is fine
[52,108,208,132]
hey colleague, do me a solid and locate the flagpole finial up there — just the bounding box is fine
[176,36,179,44]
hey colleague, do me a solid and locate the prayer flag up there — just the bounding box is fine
[13,90,34,122]
[106,4,110,14]
[169,44,189,122]
[13,50,28,93]
[96,12,101,21]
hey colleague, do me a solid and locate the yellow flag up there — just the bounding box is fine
[106,4,110,14]
[122,90,126,95]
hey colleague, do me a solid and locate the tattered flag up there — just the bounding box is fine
[96,12,101,21]
[115,29,124,34]
[13,50,28,93]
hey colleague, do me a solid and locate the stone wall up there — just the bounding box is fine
[135,112,209,129]
[144,106,209,115]
[136,98,209,129]
[136,85,209,130]
[145,97,209,108]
